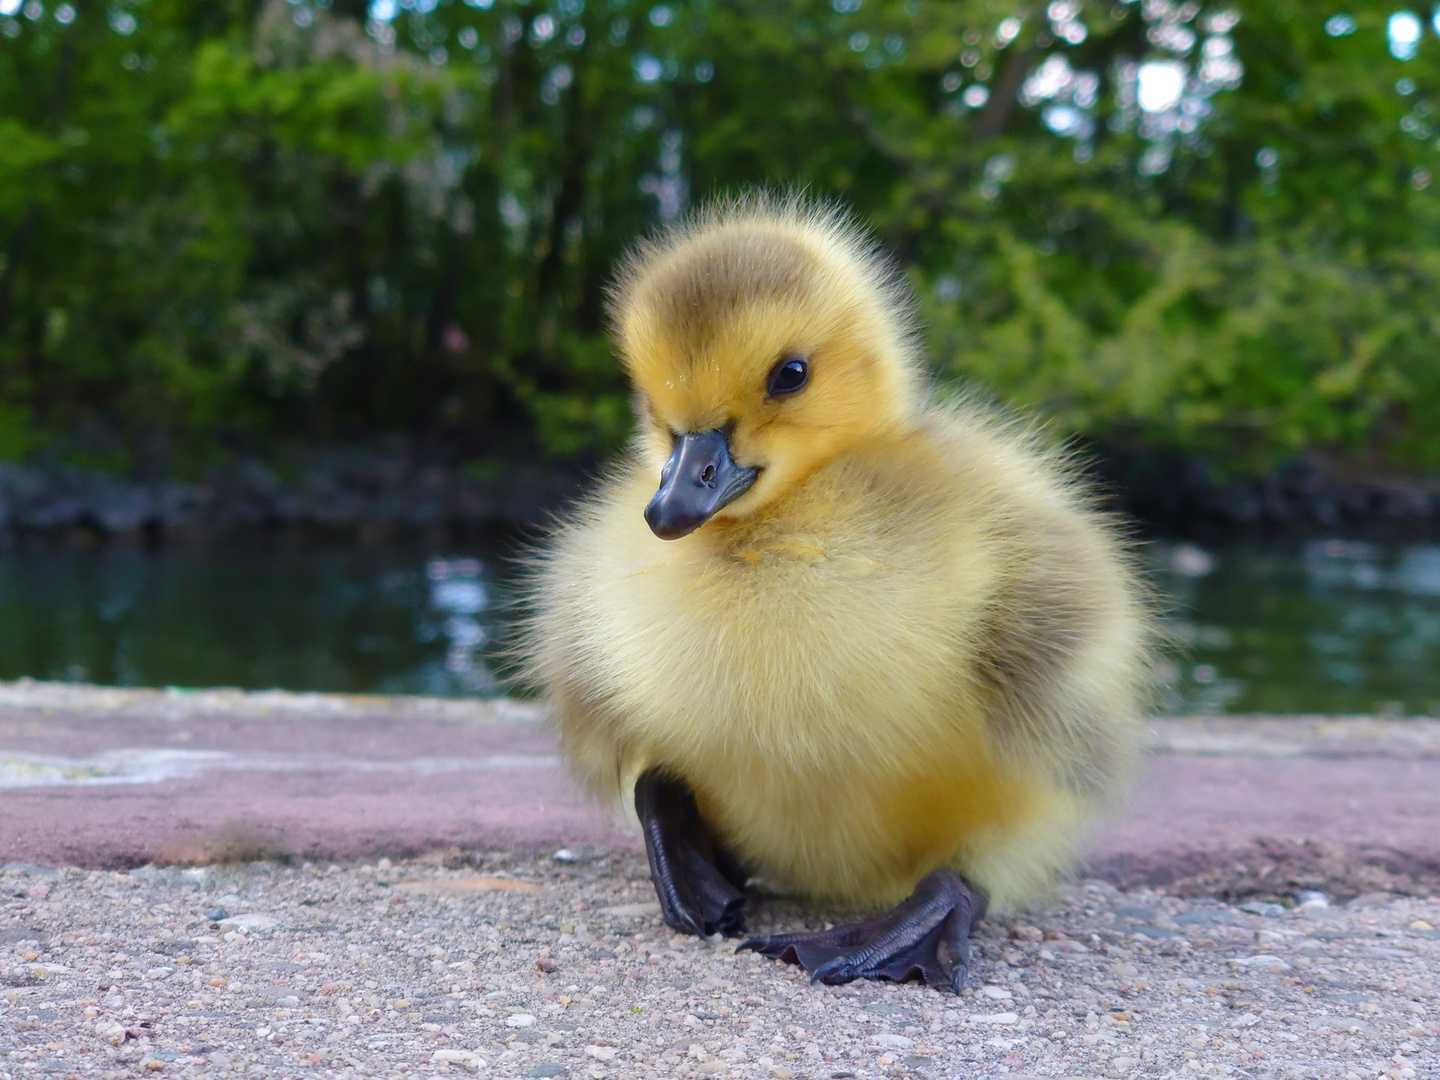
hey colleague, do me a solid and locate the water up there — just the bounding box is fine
[1155,540,1440,715]
[2,540,1439,715]
[0,546,508,698]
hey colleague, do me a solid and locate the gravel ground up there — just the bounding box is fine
[2,851,1437,1080]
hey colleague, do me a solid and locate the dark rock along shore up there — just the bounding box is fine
[1095,450,1440,541]
[0,456,590,546]
[3,446,1440,546]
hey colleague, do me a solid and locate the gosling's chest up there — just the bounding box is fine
[590,541,986,764]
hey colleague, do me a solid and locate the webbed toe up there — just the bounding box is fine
[738,870,982,993]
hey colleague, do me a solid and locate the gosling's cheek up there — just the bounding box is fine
[752,443,805,483]
[731,470,785,515]
[642,426,676,466]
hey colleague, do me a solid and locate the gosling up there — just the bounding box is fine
[523,196,1153,992]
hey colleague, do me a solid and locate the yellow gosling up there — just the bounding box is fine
[522,195,1155,992]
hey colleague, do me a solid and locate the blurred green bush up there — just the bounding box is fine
[2,0,1439,474]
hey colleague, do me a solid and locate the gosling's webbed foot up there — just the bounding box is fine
[634,769,747,938]
[737,869,984,993]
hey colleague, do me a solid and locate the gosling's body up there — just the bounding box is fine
[532,400,1147,913]
[524,198,1152,985]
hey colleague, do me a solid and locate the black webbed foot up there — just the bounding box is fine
[737,869,985,993]
[635,769,747,938]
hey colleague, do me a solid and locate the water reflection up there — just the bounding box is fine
[2,540,1439,714]
[1300,538,1440,597]
[1156,540,1440,716]
[421,557,495,695]
[0,546,507,698]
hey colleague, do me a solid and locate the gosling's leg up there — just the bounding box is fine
[737,869,985,993]
[634,769,747,938]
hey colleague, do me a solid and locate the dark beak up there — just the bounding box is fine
[644,429,759,540]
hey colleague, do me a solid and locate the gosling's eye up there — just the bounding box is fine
[766,356,810,397]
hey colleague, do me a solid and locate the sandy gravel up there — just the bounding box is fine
[2,851,1436,1080]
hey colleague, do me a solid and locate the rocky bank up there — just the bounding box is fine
[3,447,1440,546]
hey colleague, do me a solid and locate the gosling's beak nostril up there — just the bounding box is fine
[645,429,759,540]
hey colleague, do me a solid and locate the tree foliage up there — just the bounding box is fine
[3,0,1439,473]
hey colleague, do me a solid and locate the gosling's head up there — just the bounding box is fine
[609,197,925,540]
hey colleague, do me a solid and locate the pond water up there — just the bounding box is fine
[0,545,508,699]
[2,539,1439,715]
[1155,540,1440,716]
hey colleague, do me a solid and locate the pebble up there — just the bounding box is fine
[1228,954,1291,971]
[871,1033,914,1049]
[432,1047,487,1071]
[1238,900,1286,918]
[0,854,1436,1078]
[215,912,277,931]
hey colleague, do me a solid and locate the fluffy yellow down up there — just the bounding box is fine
[523,197,1154,913]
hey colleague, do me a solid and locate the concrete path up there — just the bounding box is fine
[4,684,1440,1080]
[2,682,1438,898]
[4,853,1438,1080]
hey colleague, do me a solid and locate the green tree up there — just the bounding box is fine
[2,0,1439,473]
